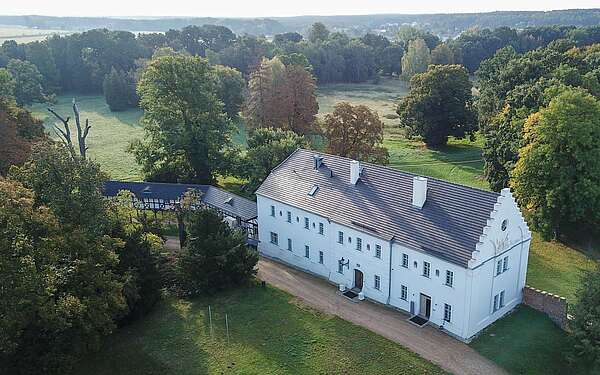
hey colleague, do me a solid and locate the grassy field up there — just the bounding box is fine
[76,284,445,375]
[0,25,70,43]
[470,306,584,375]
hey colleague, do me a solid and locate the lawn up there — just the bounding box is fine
[75,284,445,375]
[470,306,585,375]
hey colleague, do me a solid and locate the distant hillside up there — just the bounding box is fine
[1,9,600,37]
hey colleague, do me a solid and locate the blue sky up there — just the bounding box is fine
[3,0,599,18]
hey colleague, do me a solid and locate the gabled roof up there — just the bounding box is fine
[103,181,257,221]
[255,149,500,267]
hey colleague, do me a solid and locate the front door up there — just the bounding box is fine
[419,293,431,319]
[354,269,363,290]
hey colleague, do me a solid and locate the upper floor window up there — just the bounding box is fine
[501,219,508,231]
[374,275,381,290]
[496,259,503,276]
[503,256,509,272]
[445,270,454,287]
[270,205,275,217]
[338,231,344,244]
[375,244,382,259]
[319,222,324,235]
[401,285,408,301]
[286,211,292,223]
[444,304,452,323]
[287,238,292,251]
[423,261,431,278]
[270,232,278,245]
[402,253,409,268]
[304,217,309,229]
[356,237,362,251]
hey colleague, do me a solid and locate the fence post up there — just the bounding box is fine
[208,305,213,337]
[225,313,230,343]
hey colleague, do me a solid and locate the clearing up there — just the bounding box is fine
[0,25,70,44]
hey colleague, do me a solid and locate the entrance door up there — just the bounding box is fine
[419,293,431,319]
[354,269,364,290]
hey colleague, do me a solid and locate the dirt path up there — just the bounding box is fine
[257,257,507,375]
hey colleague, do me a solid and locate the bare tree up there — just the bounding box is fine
[48,98,91,159]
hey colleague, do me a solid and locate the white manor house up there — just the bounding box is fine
[256,149,531,341]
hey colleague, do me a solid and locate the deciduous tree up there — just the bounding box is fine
[323,102,389,163]
[401,38,431,80]
[7,59,45,105]
[102,67,138,111]
[570,267,600,371]
[213,64,245,119]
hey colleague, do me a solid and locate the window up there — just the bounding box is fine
[423,261,431,278]
[287,238,292,251]
[338,261,344,274]
[493,294,499,312]
[401,285,408,301]
[319,222,324,235]
[319,251,324,264]
[270,205,275,217]
[402,254,409,268]
[503,256,509,272]
[338,231,344,244]
[356,237,362,251]
[270,232,278,245]
[496,259,503,276]
[374,275,381,290]
[445,270,454,287]
[286,211,291,223]
[308,185,319,196]
[375,244,382,259]
[499,290,505,308]
[501,219,508,231]
[304,217,309,229]
[444,304,452,323]
[305,245,310,258]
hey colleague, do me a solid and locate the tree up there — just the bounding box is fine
[7,59,45,105]
[323,102,389,163]
[308,22,330,43]
[213,64,245,119]
[103,67,138,111]
[177,208,258,295]
[431,43,455,65]
[396,26,440,50]
[48,99,92,160]
[397,64,477,147]
[401,38,431,80]
[273,32,303,45]
[243,57,319,135]
[25,41,60,93]
[240,128,309,192]
[0,68,15,99]
[570,268,600,371]
[132,55,233,184]
[510,88,600,238]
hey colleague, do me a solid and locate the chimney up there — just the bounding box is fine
[412,176,428,208]
[313,154,323,170]
[350,160,360,184]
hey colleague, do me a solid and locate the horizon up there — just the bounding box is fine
[2,0,600,18]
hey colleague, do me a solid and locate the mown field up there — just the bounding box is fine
[0,25,70,43]
[75,284,445,375]
[33,81,597,374]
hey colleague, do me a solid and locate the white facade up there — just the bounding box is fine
[256,188,531,342]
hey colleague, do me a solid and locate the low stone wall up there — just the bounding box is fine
[523,285,568,329]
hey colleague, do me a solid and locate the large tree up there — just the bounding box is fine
[323,102,389,163]
[401,38,431,80]
[510,88,600,239]
[131,55,233,184]
[0,68,15,99]
[102,67,138,111]
[7,59,45,105]
[213,64,245,119]
[397,64,477,147]
[308,22,330,44]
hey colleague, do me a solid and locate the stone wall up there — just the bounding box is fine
[523,285,568,329]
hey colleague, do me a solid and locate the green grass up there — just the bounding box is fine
[30,95,144,181]
[0,25,71,43]
[470,306,583,375]
[76,284,445,375]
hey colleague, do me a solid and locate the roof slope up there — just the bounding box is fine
[104,181,257,221]
[255,149,500,267]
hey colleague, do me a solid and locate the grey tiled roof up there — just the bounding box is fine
[255,149,500,267]
[104,181,257,221]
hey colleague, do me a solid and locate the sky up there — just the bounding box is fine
[2,0,600,18]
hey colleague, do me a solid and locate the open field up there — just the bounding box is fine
[471,306,584,375]
[75,284,445,375]
[0,25,70,43]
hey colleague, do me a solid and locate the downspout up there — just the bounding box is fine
[386,237,395,305]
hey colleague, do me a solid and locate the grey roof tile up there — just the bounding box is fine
[255,149,499,267]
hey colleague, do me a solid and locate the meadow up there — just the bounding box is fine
[0,25,70,43]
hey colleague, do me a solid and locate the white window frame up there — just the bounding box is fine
[375,244,382,259]
[270,205,275,217]
[503,256,509,272]
[338,261,344,274]
[286,211,291,223]
[319,222,324,235]
[270,232,278,245]
[423,261,431,278]
[319,251,324,264]
[496,259,503,276]
[338,231,344,244]
[401,285,407,301]
[402,253,409,268]
[444,303,452,322]
[356,237,362,251]
[445,270,454,287]
[374,275,381,290]
[493,294,499,312]
[304,217,309,229]
[287,238,292,251]
[499,290,505,307]
[305,245,310,258]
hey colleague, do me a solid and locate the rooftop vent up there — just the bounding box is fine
[308,185,319,196]
[350,160,361,185]
[313,154,324,170]
[224,197,233,205]
[412,176,428,209]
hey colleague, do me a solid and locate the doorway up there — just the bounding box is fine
[354,269,364,290]
[419,293,431,319]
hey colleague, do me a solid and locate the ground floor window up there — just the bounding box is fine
[499,290,505,308]
[374,275,381,290]
[338,261,343,274]
[287,238,292,251]
[493,290,506,312]
[444,303,452,322]
[305,245,310,258]
[319,251,324,264]
[401,285,407,300]
[270,232,278,245]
